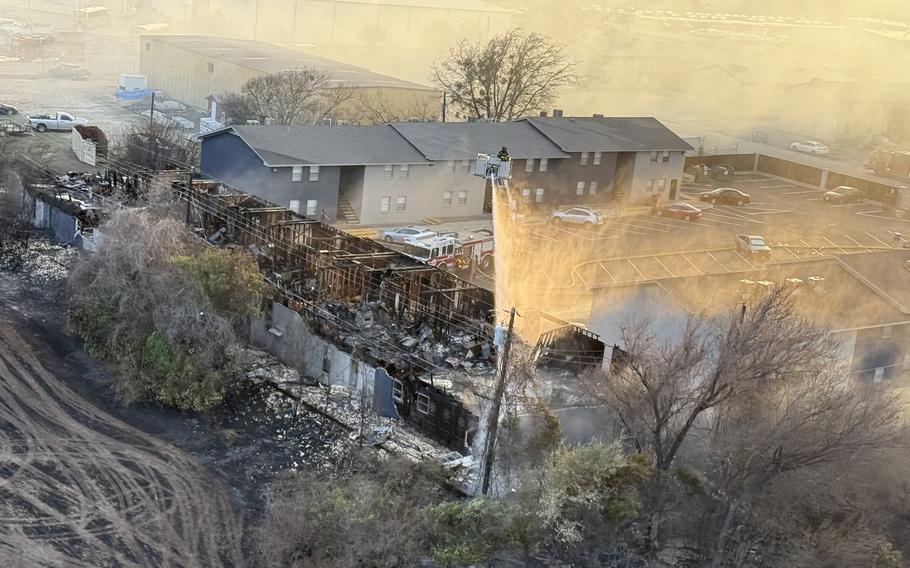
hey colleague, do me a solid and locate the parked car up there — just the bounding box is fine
[711,164,736,181]
[26,112,89,132]
[0,104,18,116]
[823,186,864,204]
[698,187,751,205]
[49,63,91,80]
[654,202,703,221]
[790,140,829,155]
[382,226,435,243]
[550,206,605,226]
[735,234,771,259]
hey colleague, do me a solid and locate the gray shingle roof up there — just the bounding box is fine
[390,121,568,161]
[221,125,429,166]
[525,117,693,153]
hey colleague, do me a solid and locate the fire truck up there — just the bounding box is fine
[865,149,910,181]
[400,230,495,272]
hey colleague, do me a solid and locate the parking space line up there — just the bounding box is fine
[733,250,756,268]
[680,254,705,274]
[575,270,589,287]
[653,257,674,277]
[857,211,910,224]
[781,189,818,195]
[626,259,647,280]
[865,232,894,248]
[764,184,797,189]
[843,234,872,252]
[699,213,741,226]
[711,207,764,224]
[799,239,821,254]
[806,198,823,201]
[705,251,729,272]
[598,262,616,282]
[822,237,848,254]
[780,246,801,259]
[832,202,869,208]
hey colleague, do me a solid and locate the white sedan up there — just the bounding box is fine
[789,140,829,155]
[550,206,604,226]
[382,226,435,243]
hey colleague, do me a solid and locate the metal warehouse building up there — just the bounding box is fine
[138,34,441,121]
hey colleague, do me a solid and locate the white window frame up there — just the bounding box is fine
[442,191,452,207]
[650,151,658,164]
[658,178,667,192]
[396,195,407,212]
[580,152,589,166]
[882,325,894,339]
[460,160,471,174]
[646,179,655,192]
[416,393,430,414]
[539,158,548,172]
[447,161,456,174]
[535,188,544,203]
[288,199,300,213]
[593,151,602,165]
[306,199,317,216]
[525,159,535,173]
[291,166,303,182]
[589,181,598,195]
[456,190,468,207]
[399,163,410,180]
[662,151,671,164]
[383,164,394,180]
[380,196,391,213]
[392,379,404,403]
[576,181,585,196]
[903,353,910,371]
[521,188,531,200]
[309,165,320,182]
[873,367,885,383]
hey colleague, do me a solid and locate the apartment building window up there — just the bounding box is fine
[646,179,655,192]
[207,62,214,73]
[309,165,320,182]
[539,158,548,172]
[593,151,602,165]
[576,181,585,196]
[883,325,894,339]
[525,159,535,173]
[457,191,468,206]
[416,393,431,414]
[662,151,671,164]
[322,349,332,374]
[460,160,471,174]
[392,379,404,403]
[306,199,317,216]
[383,164,394,180]
[535,188,545,203]
[874,367,885,383]
[399,164,410,180]
[589,181,598,195]
[904,354,910,371]
[650,151,658,164]
[522,188,531,201]
[396,196,407,212]
[380,196,391,213]
[447,161,456,174]
[658,178,667,192]
[288,199,300,213]
[580,152,589,166]
[291,166,303,182]
[442,191,453,207]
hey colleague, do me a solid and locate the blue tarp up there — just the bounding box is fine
[116,89,155,101]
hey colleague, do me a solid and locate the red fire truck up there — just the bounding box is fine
[400,230,495,272]
[865,149,910,180]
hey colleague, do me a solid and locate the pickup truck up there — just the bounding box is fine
[27,112,88,132]
[735,235,771,259]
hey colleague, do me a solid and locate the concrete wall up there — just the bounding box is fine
[200,131,341,221]
[357,161,485,225]
[250,302,377,395]
[629,150,686,204]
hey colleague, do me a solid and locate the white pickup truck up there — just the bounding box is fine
[27,112,88,132]
[735,235,771,259]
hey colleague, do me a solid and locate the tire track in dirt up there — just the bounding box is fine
[0,321,247,567]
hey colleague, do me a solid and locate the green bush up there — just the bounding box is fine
[429,498,536,567]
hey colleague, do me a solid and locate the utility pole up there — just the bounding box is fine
[480,306,516,495]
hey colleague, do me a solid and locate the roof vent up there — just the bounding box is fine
[539,111,548,117]
[593,113,604,118]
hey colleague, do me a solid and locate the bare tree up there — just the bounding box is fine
[591,288,844,548]
[432,29,577,121]
[355,90,439,123]
[243,67,339,125]
[214,91,256,125]
[119,119,199,171]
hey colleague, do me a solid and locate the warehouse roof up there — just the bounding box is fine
[142,35,436,91]
[524,117,693,153]
[330,0,512,13]
[390,121,568,160]
[210,124,429,166]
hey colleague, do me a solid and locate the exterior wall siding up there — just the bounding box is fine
[628,150,686,204]
[510,153,619,208]
[357,162,484,225]
[200,131,341,221]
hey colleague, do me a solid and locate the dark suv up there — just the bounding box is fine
[822,186,864,204]
[698,187,751,206]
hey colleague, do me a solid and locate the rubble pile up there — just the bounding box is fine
[21,239,77,284]
[320,300,497,376]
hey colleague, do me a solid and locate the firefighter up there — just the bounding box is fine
[497,146,510,162]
